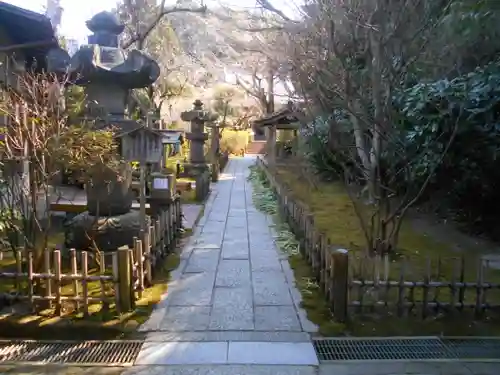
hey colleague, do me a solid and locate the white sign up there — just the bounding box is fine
[153,177,169,190]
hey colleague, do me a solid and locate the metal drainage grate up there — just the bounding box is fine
[442,338,500,360]
[0,340,143,365]
[313,338,455,361]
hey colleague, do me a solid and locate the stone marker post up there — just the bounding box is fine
[206,120,223,182]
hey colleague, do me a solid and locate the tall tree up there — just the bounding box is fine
[114,0,207,118]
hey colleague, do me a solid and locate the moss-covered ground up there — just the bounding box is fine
[0,235,183,340]
[271,164,500,336]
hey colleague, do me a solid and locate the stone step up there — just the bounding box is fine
[135,341,319,366]
[123,365,318,375]
[145,331,311,342]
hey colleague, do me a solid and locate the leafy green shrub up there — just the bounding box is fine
[396,60,500,236]
[299,113,351,180]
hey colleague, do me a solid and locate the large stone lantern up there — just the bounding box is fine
[181,100,218,169]
[62,11,161,252]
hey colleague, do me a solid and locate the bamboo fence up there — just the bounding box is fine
[0,197,182,315]
[256,157,500,321]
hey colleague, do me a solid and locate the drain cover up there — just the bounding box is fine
[0,340,143,365]
[313,338,454,361]
[442,338,500,360]
[314,337,500,361]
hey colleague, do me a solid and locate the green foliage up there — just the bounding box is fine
[53,125,119,174]
[395,60,500,234]
[299,112,351,180]
[247,165,299,255]
[304,57,500,237]
[428,0,500,76]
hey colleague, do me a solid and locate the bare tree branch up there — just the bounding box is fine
[122,1,207,49]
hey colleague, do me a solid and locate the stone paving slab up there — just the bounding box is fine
[209,287,254,330]
[136,341,318,366]
[182,204,204,231]
[123,365,318,375]
[227,342,319,366]
[254,306,302,331]
[215,260,251,287]
[159,306,211,331]
[137,157,319,366]
[145,331,312,342]
[184,249,220,273]
[136,342,228,365]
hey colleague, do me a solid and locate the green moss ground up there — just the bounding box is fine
[272,166,500,336]
[0,244,182,340]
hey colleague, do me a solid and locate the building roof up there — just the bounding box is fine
[252,101,304,129]
[0,2,58,70]
[156,129,184,144]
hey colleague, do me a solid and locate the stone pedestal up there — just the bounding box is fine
[64,164,138,251]
[86,164,133,216]
[64,210,150,252]
[185,132,209,165]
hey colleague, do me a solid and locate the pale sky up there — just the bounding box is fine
[2,0,299,44]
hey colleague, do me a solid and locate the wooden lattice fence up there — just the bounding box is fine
[256,157,500,321]
[0,197,182,315]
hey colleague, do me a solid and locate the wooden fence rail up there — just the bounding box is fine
[0,197,182,315]
[256,157,500,322]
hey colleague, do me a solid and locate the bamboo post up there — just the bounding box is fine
[450,257,458,314]
[117,246,132,312]
[168,207,173,245]
[149,225,157,269]
[143,229,152,286]
[53,250,62,316]
[112,251,121,313]
[475,258,484,318]
[81,251,89,317]
[422,257,431,318]
[44,248,52,306]
[331,248,349,322]
[135,239,144,299]
[397,258,406,317]
[27,251,34,312]
[100,252,110,313]
[157,219,164,255]
[15,249,22,293]
[70,249,79,310]
[139,165,147,235]
[458,256,466,310]
[129,249,136,309]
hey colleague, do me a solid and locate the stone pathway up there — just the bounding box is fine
[137,156,318,371]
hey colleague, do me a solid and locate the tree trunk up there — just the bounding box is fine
[266,60,275,114]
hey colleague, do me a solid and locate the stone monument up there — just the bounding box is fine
[180,100,218,200]
[63,11,161,252]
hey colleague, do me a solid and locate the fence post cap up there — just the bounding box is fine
[117,245,129,251]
